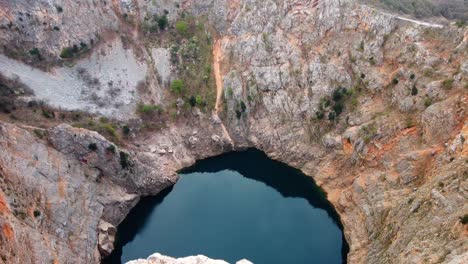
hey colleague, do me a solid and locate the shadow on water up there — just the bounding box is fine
[103,187,173,264]
[104,148,349,264]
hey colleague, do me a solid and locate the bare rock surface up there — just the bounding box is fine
[127,253,252,264]
[0,0,467,264]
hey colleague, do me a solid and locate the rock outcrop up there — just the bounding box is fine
[127,253,252,264]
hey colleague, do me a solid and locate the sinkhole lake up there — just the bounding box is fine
[106,149,348,264]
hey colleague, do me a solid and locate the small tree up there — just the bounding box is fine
[158,15,168,30]
[175,21,189,36]
[170,79,184,94]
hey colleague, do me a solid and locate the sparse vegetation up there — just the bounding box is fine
[424,97,433,107]
[59,42,90,59]
[137,104,163,115]
[73,119,119,143]
[359,123,378,143]
[316,87,355,121]
[455,20,466,28]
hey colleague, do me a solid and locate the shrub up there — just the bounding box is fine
[60,47,75,58]
[29,48,40,57]
[442,78,454,89]
[119,151,130,169]
[460,214,468,225]
[175,21,189,36]
[410,73,416,80]
[316,111,324,120]
[33,129,45,139]
[359,123,377,143]
[333,102,344,115]
[328,111,336,121]
[332,88,346,102]
[226,87,233,97]
[107,144,116,154]
[157,15,168,30]
[138,104,163,115]
[196,95,203,106]
[88,143,98,151]
[55,5,63,13]
[392,78,399,85]
[189,95,197,107]
[239,100,247,112]
[33,210,41,218]
[170,79,184,94]
[424,97,432,107]
[455,20,466,28]
[411,85,418,96]
[42,109,54,119]
[235,110,242,119]
[122,125,130,136]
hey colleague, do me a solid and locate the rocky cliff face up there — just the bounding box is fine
[0,0,467,263]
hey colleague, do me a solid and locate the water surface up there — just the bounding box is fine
[106,149,348,264]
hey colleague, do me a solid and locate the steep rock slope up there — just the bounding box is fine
[0,0,467,263]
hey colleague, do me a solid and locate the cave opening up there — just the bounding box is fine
[105,149,349,264]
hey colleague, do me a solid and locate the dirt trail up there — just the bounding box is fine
[213,40,224,113]
[212,39,234,146]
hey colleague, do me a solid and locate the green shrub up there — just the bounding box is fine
[60,46,78,59]
[170,79,184,94]
[226,87,233,97]
[122,125,130,136]
[195,95,204,106]
[157,15,168,30]
[460,214,468,225]
[392,78,399,85]
[239,100,247,112]
[328,111,336,121]
[424,97,432,107]
[107,144,116,154]
[189,95,197,107]
[316,111,325,120]
[88,143,98,151]
[235,110,242,119]
[138,104,163,115]
[455,20,466,28]
[29,48,40,57]
[442,78,454,89]
[333,102,344,115]
[42,109,54,119]
[33,210,41,218]
[55,5,63,13]
[410,73,416,80]
[175,21,189,36]
[119,151,130,169]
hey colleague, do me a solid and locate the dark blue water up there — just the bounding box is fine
[105,149,348,264]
